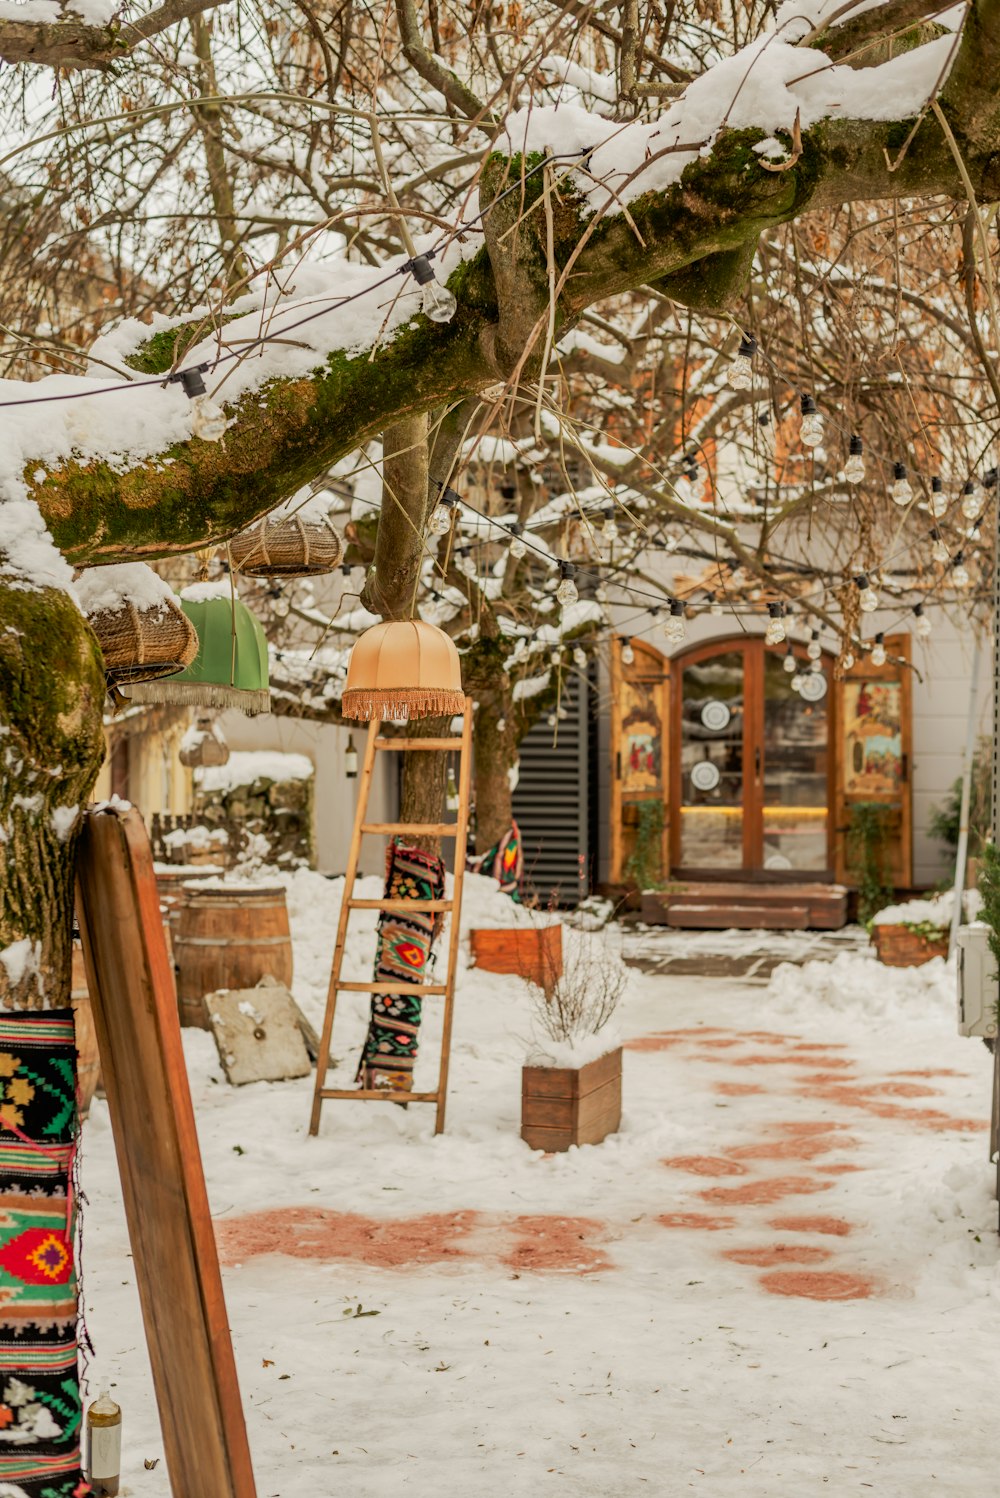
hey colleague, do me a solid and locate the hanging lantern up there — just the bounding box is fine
[228,505,343,577]
[126,581,270,715]
[178,712,230,769]
[340,619,464,722]
[75,563,198,687]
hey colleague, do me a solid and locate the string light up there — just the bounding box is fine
[573,646,587,668]
[601,509,619,544]
[405,253,457,323]
[855,573,878,613]
[913,602,932,638]
[664,600,686,644]
[927,476,946,518]
[961,479,981,520]
[871,633,887,667]
[952,552,970,588]
[844,435,865,484]
[727,334,757,391]
[764,602,786,646]
[620,638,635,666]
[171,366,227,443]
[428,486,457,535]
[799,394,824,448]
[806,629,822,660]
[556,561,578,607]
[508,522,526,560]
[930,527,949,563]
[890,462,912,506]
[684,455,707,503]
[783,644,797,674]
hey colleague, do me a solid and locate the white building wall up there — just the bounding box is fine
[217,712,398,877]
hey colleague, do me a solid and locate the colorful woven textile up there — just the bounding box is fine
[0,1011,87,1498]
[466,820,523,900]
[357,842,446,1093]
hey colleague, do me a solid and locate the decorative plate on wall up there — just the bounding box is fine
[798,672,828,702]
[690,759,721,792]
[700,699,731,732]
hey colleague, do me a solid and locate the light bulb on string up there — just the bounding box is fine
[727,333,756,391]
[174,366,227,443]
[913,602,932,638]
[549,648,561,667]
[764,602,786,646]
[600,508,619,544]
[783,645,797,674]
[620,638,635,666]
[952,552,971,588]
[961,479,982,520]
[428,487,457,535]
[547,713,557,728]
[556,561,578,607]
[844,434,865,484]
[756,409,776,459]
[855,573,878,613]
[497,717,506,733]
[573,647,587,668]
[508,522,526,560]
[799,394,824,448]
[930,527,949,564]
[664,600,686,645]
[790,672,804,692]
[871,634,887,668]
[406,253,457,323]
[684,455,706,503]
[891,462,912,506]
[928,476,947,518]
[806,629,821,661]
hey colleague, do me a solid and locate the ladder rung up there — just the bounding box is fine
[361,822,459,836]
[319,1089,439,1103]
[335,981,448,994]
[374,737,463,751]
[348,898,453,912]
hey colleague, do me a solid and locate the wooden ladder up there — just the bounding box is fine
[309,700,473,1137]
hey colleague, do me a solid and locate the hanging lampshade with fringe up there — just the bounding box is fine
[126,581,271,716]
[341,619,464,721]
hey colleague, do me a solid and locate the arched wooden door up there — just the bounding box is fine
[670,637,835,878]
[610,638,669,885]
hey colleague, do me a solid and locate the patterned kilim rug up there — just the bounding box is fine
[0,1010,87,1498]
[466,820,523,900]
[357,842,446,1094]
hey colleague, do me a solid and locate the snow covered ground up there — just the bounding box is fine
[79,872,1000,1496]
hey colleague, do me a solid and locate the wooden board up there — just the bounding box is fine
[207,982,312,1086]
[75,804,256,1498]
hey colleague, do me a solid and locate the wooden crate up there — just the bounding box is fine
[872,923,948,967]
[521,1045,622,1152]
[470,924,563,989]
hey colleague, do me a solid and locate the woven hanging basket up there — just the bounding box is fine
[178,712,231,768]
[127,591,271,716]
[229,512,344,577]
[88,596,198,685]
[341,619,465,721]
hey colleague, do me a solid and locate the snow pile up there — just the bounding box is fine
[768,946,954,1023]
[524,1027,622,1069]
[73,562,177,616]
[502,31,957,213]
[194,750,314,793]
[180,579,237,604]
[873,888,981,927]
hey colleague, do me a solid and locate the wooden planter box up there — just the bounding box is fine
[872,923,949,967]
[521,1045,622,1152]
[470,925,563,990]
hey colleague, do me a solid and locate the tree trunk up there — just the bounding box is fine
[0,578,106,1493]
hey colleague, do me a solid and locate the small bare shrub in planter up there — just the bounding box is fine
[520,937,626,1152]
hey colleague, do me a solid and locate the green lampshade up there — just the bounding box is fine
[127,588,270,716]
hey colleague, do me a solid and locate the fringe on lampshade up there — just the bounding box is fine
[125,680,272,716]
[341,687,466,722]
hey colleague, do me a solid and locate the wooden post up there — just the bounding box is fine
[75,804,256,1498]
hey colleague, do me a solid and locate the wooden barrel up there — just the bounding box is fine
[174,885,293,1029]
[70,945,102,1119]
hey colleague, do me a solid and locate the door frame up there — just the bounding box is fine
[669,635,836,881]
[609,637,670,885]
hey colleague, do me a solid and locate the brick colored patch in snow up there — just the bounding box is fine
[657,1212,738,1231]
[731,1133,858,1162]
[624,1034,686,1052]
[760,1269,876,1300]
[769,1215,853,1236]
[700,1176,835,1206]
[723,1244,833,1267]
[500,1215,612,1274]
[662,1155,750,1176]
[713,1081,766,1096]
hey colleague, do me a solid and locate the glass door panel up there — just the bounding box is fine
[761,653,829,871]
[679,651,745,869]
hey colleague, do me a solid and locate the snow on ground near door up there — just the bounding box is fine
[80,871,1000,1496]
